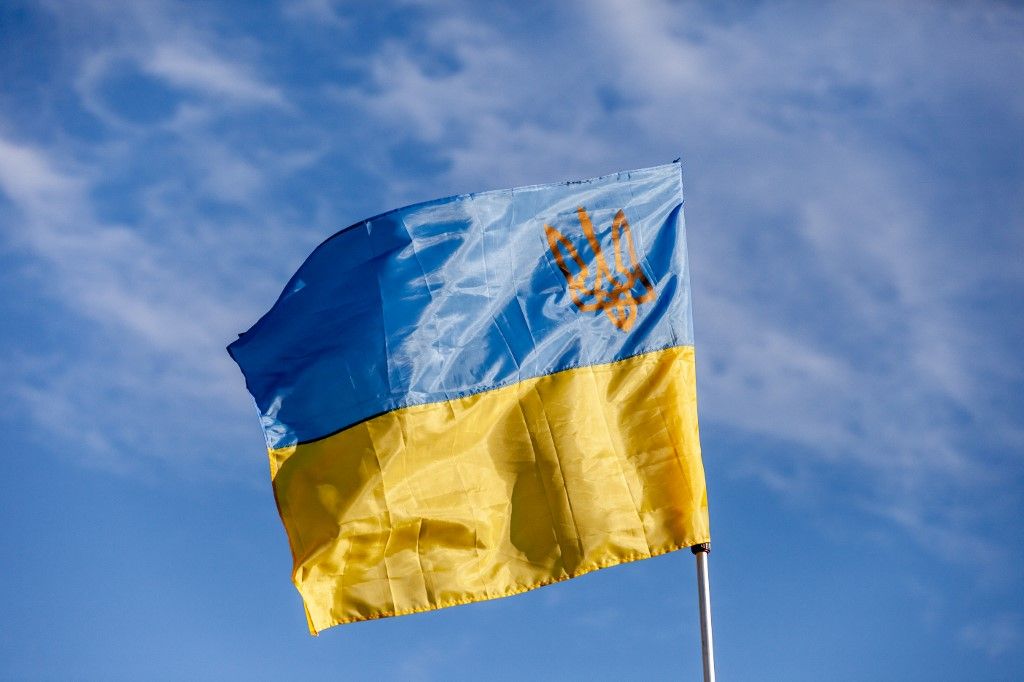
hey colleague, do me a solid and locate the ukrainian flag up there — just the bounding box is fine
[228,162,709,634]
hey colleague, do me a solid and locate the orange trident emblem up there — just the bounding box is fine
[545,206,656,332]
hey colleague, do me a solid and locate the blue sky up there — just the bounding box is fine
[1,0,1022,679]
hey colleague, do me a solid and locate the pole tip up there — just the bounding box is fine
[690,542,711,555]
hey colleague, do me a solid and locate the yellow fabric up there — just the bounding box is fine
[269,346,708,634]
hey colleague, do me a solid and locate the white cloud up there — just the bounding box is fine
[144,44,286,107]
[326,0,1024,569]
[0,138,228,353]
[4,0,1021,577]
[0,0,311,475]
[67,0,287,137]
[0,137,85,217]
[281,0,349,27]
[1,4,1019,678]
[960,614,1022,658]
[0,135,265,474]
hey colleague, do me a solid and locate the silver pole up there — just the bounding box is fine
[692,543,716,682]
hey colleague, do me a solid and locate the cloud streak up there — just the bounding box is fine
[145,44,286,107]
[0,1,1021,677]
[325,0,1024,569]
[2,0,1020,584]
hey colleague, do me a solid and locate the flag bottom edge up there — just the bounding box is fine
[301,536,710,635]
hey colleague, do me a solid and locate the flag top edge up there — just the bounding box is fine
[227,160,684,350]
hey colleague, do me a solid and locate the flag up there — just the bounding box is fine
[228,161,709,634]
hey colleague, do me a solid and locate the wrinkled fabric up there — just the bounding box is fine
[228,162,692,449]
[271,347,708,634]
[228,162,709,634]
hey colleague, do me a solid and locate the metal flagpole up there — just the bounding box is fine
[691,543,716,682]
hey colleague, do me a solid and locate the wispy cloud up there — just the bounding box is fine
[0,2,310,477]
[0,2,1020,679]
[144,44,286,107]
[960,614,1022,658]
[0,133,263,476]
[326,0,1024,571]
[0,137,226,355]
[281,0,349,27]
[3,0,1021,577]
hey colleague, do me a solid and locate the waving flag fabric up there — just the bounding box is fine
[228,161,709,634]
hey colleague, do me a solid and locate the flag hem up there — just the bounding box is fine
[301,535,710,635]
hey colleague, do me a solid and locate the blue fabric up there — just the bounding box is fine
[228,162,694,448]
